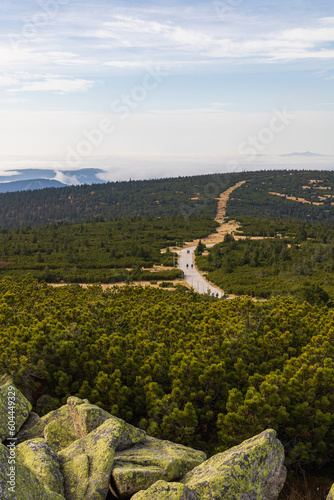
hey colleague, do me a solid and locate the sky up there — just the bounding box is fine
[0,0,334,181]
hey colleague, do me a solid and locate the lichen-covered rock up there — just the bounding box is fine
[181,429,286,500]
[67,396,146,448]
[58,418,123,500]
[15,412,45,444]
[0,443,64,500]
[41,405,78,451]
[327,484,334,500]
[0,383,32,442]
[112,436,206,498]
[131,480,199,499]
[16,438,64,496]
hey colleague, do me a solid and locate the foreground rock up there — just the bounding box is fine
[0,443,63,500]
[16,438,64,497]
[181,429,286,500]
[0,382,288,500]
[0,382,32,442]
[41,405,78,452]
[15,412,45,444]
[327,484,334,500]
[111,436,206,498]
[58,418,124,500]
[131,480,199,499]
[67,396,146,449]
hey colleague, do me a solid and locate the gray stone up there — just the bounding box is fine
[0,443,64,500]
[327,484,334,500]
[111,436,206,498]
[131,480,199,499]
[15,412,45,444]
[58,418,123,500]
[67,396,146,448]
[0,383,32,442]
[41,405,78,452]
[181,429,286,500]
[16,438,64,496]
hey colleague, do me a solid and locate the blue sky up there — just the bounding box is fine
[0,0,334,180]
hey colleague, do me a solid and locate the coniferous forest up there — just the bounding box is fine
[1,169,334,494]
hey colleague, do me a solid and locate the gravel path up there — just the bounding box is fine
[178,245,224,297]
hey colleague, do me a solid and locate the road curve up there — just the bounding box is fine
[178,246,224,298]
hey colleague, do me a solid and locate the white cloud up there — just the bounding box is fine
[8,77,95,94]
[53,170,81,185]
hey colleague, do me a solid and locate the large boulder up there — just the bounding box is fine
[58,418,124,500]
[67,397,146,448]
[181,429,286,500]
[16,438,64,496]
[0,383,32,442]
[0,443,64,500]
[41,405,78,452]
[327,484,334,500]
[111,436,206,498]
[131,480,199,499]
[15,412,45,444]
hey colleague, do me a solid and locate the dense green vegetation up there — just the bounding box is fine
[1,277,333,472]
[0,215,217,283]
[2,169,334,229]
[0,173,240,229]
[196,217,334,301]
[227,170,334,222]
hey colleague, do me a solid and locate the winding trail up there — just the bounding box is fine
[177,181,246,296]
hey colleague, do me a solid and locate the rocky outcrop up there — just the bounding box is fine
[131,480,199,499]
[0,443,63,500]
[16,438,64,496]
[15,412,45,444]
[111,436,206,498]
[0,382,288,499]
[0,382,32,442]
[327,484,334,500]
[181,429,286,500]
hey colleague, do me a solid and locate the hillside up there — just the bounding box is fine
[2,169,334,229]
[0,173,240,229]
[226,170,334,222]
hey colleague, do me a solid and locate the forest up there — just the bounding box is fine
[0,277,333,476]
[226,170,334,222]
[196,217,334,301]
[1,169,334,497]
[0,215,218,283]
[0,172,242,229]
[1,169,334,229]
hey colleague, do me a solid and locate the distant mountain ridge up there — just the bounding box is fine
[281,151,329,157]
[0,179,65,194]
[0,168,107,193]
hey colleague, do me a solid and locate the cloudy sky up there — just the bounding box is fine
[0,0,334,180]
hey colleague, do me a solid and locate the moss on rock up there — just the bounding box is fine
[0,443,64,500]
[0,383,32,442]
[181,429,286,500]
[67,396,146,448]
[131,480,199,499]
[15,412,45,444]
[112,436,206,498]
[327,484,334,500]
[16,438,64,496]
[58,418,123,500]
[41,405,78,452]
